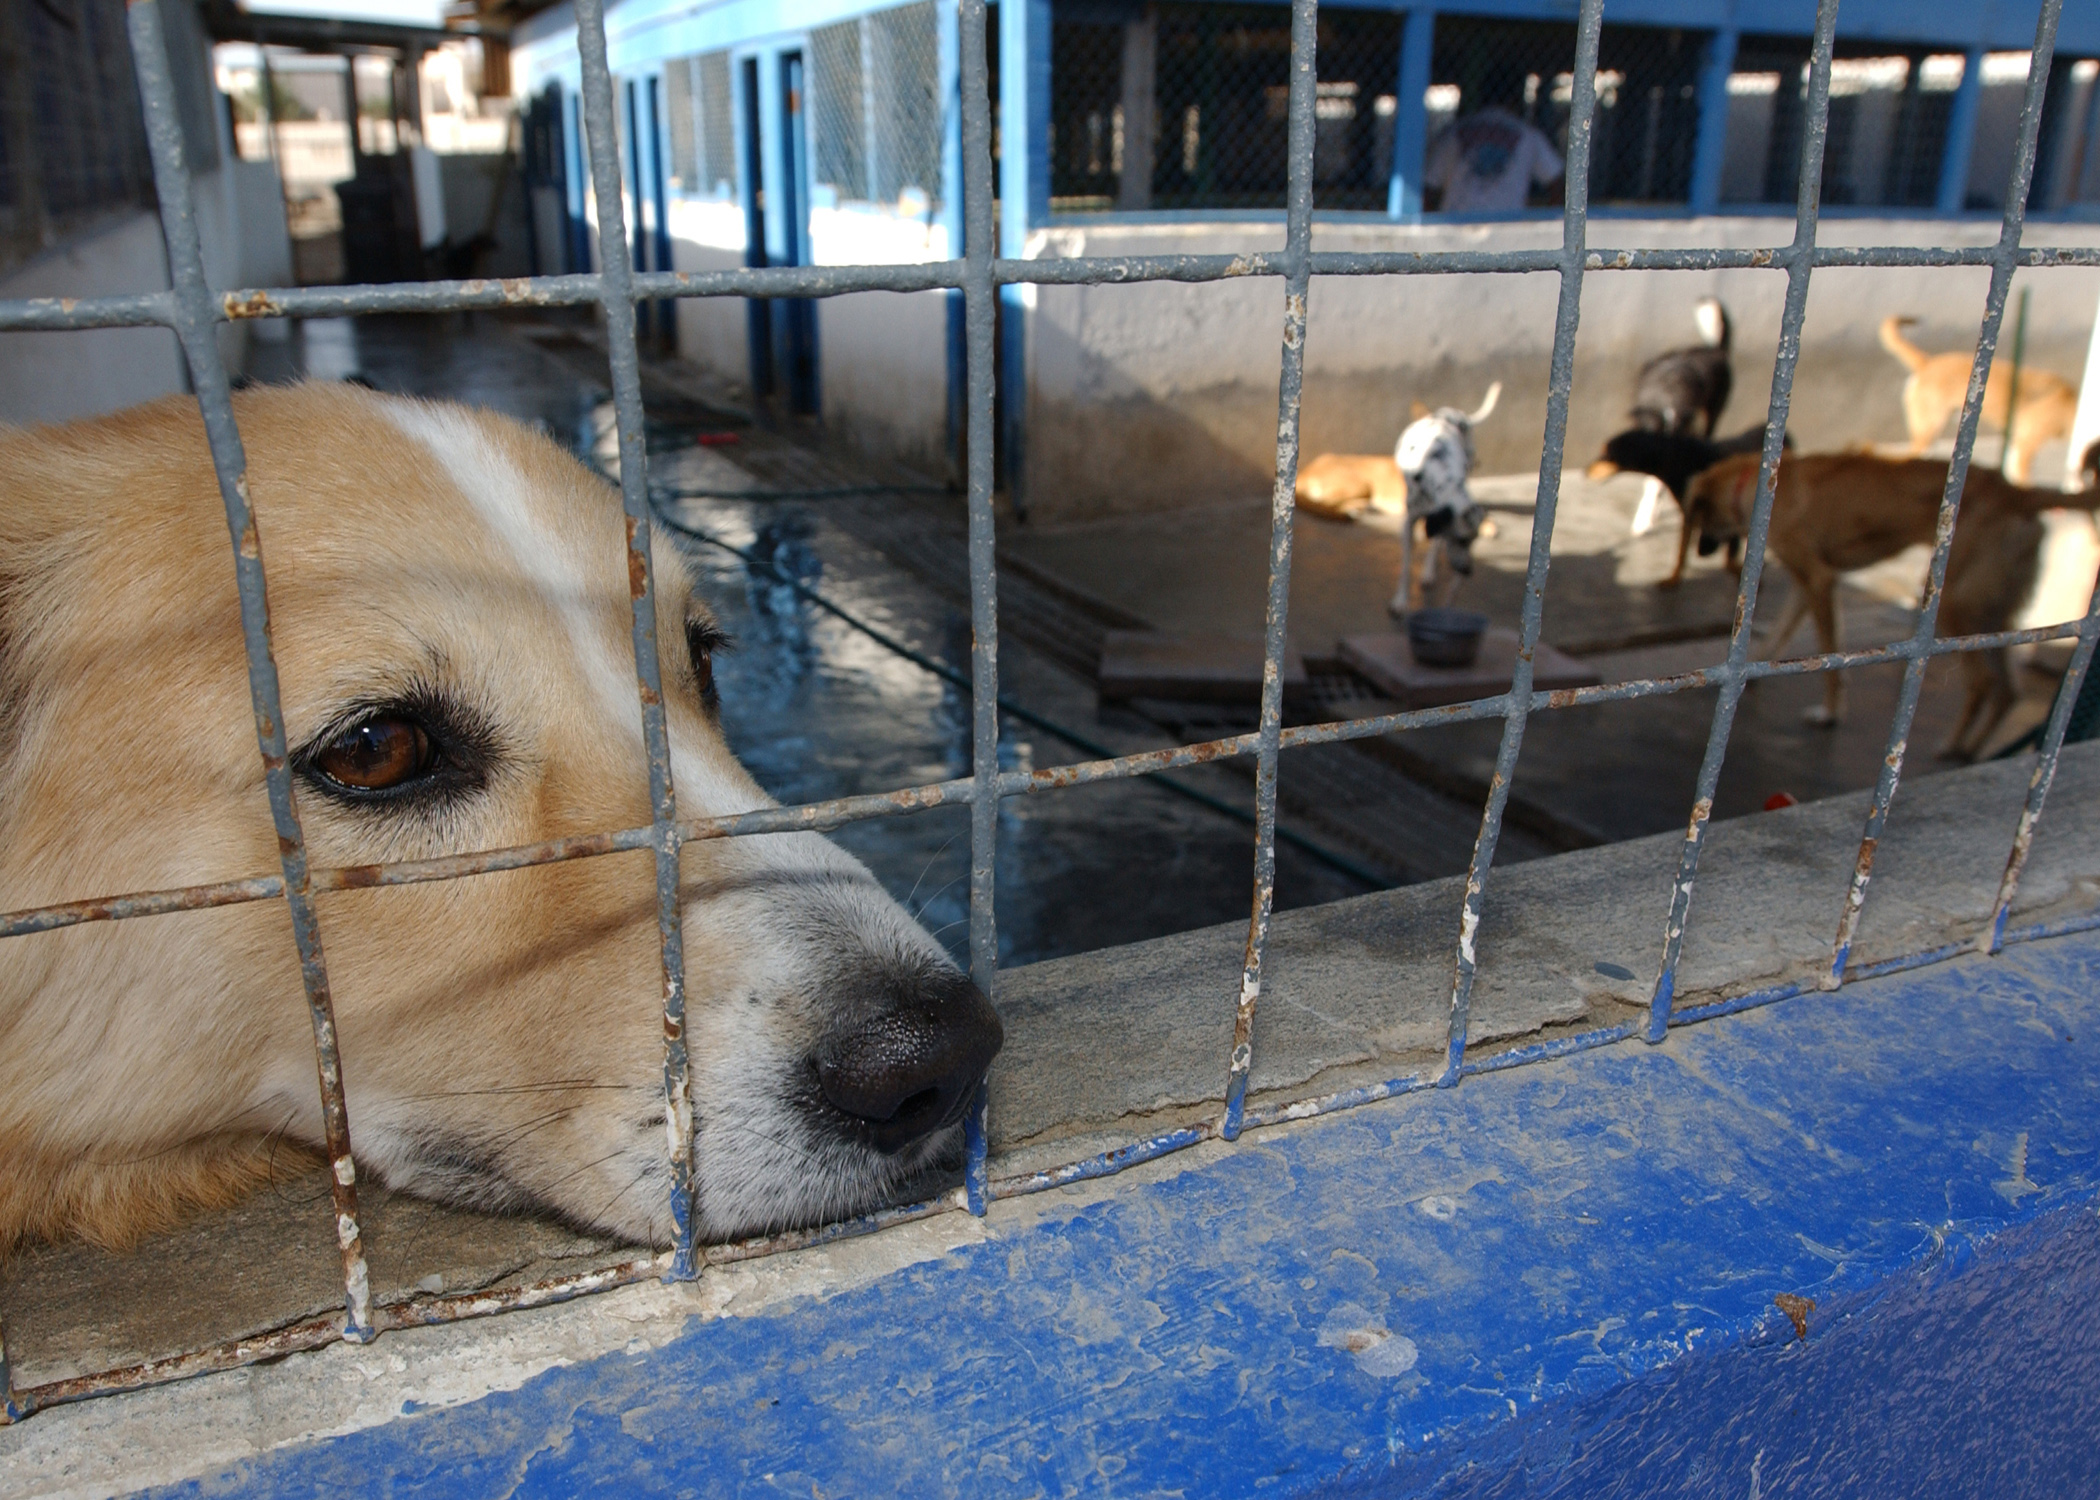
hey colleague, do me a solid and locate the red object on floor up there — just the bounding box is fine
[696,432,741,446]
[1764,791,1799,810]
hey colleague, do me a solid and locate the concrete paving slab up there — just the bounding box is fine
[1097,630,1309,703]
[1338,628,1599,708]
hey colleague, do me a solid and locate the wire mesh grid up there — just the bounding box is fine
[0,0,159,276]
[810,2,943,210]
[1,0,2098,1423]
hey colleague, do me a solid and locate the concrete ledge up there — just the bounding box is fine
[988,742,2100,1167]
[9,918,2094,1496]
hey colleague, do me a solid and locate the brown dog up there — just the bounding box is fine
[1879,315,2078,485]
[1686,449,2093,757]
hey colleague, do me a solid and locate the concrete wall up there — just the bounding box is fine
[0,214,188,427]
[0,122,292,428]
[667,196,951,473]
[1016,214,2100,527]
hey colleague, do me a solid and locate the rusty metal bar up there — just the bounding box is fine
[4,615,2091,947]
[568,0,699,1279]
[1220,0,1318,1141]
[124,0,375,1344]
[20,244,2100,335]
[1983,587,2100,953]
[6,0,2100,1430]
[957,0,999,1216]
[1436,0,1604,1087]
[1645,0,1841,1042]
[1830,0,2066,984]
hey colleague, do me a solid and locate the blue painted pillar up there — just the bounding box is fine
[1686,27,1738,214]
[1387,8,1434,218]
[1938,45,1986,215]
[940,0,966,484]
[999,0,1050,514]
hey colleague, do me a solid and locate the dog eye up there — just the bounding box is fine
[313,717,437,792]
[686,619,727,707]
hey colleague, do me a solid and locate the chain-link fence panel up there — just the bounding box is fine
[1425,16,1703,211]
[1051,1,1402,213]
[698,51,735,197]
[1719,42,2100,212]
[661,49,737,199]
[811,2,942,209]
[0,0,158,275]
[810,20,869,201]
[664,56,697,192]
[867,3,942,206]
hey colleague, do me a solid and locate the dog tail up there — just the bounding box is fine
[1695,297,1730,350]
[1878,316,1931,373]
[1468,382,1503,425]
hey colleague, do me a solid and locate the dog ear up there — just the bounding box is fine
[1410,400,1431,421]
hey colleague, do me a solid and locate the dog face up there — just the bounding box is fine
[1395,410,1476,517]
[0,385,1000,1250]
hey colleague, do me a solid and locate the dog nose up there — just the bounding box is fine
[814,968,1003,1155]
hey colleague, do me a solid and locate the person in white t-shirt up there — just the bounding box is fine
[1423,87,1565,215]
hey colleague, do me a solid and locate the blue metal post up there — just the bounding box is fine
[999,0,1050,515]
[1387,8,1434,219]
[1938,46,1987,215]
[1687,27,1739,214]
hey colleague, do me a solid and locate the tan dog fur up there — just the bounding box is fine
[1293,453,1407,520]
[1879,315,2078,485]
[0,385,976,1253]
[1685,449,2092,758]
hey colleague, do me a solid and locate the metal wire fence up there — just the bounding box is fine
[810,1,944,210]
[1,0,2098,1424]
[0,0,160,276]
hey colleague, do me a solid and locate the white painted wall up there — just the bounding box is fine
[1016,214,2100,525]
[0,214,188,426]
[666,196,950,473]
[0,107,293,428]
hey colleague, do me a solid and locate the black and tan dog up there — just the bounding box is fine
[1586,423,1780,586]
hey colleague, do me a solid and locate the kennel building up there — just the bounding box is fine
[3,0,2100,1488]
[512,0,2100,521]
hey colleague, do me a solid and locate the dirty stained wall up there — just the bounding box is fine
[1020,215,2100,526]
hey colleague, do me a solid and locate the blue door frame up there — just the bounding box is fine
[734,43,820,416]
[775,49,820,415]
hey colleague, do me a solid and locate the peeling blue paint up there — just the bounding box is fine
[153,934,2100,1498]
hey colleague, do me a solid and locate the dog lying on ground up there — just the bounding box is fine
[1585,423,1780,586]
[1879,315,2078,486]
[1294,451,1408,521]
[0,384,1002,1253]
[1390,383,1502,615]
[1685,448,2098,757]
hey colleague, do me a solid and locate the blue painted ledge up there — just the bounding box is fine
[153,932,2100,1498]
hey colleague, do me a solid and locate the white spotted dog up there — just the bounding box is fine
[1390,382,1502,616]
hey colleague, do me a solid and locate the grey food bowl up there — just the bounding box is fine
[1407,607,1489,668]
